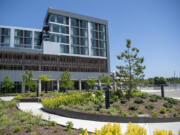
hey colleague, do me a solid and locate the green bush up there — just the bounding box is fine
[149,95,158,102]
[80,128,87,135]
[120,98,128,104]
[164,97,177,105]
[119,109,128,117]
[108,107,117,115]
[95,103,102,111]
[139,109,144,114]
[173,112,177,117]
[152,110,158,118]
[145,104,154,110]
[163,102,173,108]
[115,89,124,98]
[112,104,121,110]
[160,107,166,114]
[133,113,138,117]
[99,108,108,113]
[49,121,57,126]
[5,101,16,108]
[134,97,144,104]
[14,126,21,133]
[129,104,138,110]
[0,103,3,109]
[25,124,32,132]
[66,121,73,133]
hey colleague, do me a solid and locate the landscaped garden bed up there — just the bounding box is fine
[42,90,180,122]
[0,99,81,135]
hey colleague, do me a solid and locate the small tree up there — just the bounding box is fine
[87,78,97,90]
[38,74,51,93]
[60,71,73,91]
[22,70,37,92]
[1,75,15,93]
[116,39,145,99]
[99,73,112,87]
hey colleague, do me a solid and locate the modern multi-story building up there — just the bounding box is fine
[0,8,110,93]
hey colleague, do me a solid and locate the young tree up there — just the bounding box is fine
[38,74,51,93]
[60,71,73,91]
[22,70,37,92]
[98,73,112,87]
[87,78,97,90]
[116,39,145,99]
[1,75,15,93]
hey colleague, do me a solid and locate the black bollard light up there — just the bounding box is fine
[161,85,164,97]
[36,87,39,97]
[105,86,110,109]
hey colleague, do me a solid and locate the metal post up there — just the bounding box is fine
[161,85,164,97]
[105,86,110,109]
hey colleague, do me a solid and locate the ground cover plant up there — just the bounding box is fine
[0,99,81,135]
[42,90,180,118]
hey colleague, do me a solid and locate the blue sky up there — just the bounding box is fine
[0,0,180,78]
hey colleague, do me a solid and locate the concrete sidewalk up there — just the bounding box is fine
[0,96,15,101]
[18,102,180,135]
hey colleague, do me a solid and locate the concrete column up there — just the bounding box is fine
[98,80,101,90]
[57,80,60,92]
[22,83,25,93]
[38,79,41,93]
[79,80,82,91]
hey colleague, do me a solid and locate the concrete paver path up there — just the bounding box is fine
[0,96,15,101]
[18,102,180,135]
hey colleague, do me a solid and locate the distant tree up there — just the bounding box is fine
[87,78,97,90]
[116,39,145,99]
[154,77,167,86]
[60,71,73,91]
[38,74,51,93]
[98,73,113,87]
[1,75,15,93]
[22,70,37,92]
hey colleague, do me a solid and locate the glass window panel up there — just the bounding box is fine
[15,37,20,45]
[80,20,87,28]
[80,29,87,37]
[99,32,105,40]
[57,15,64,24]
[99,41,106,48]
[72,46,80,54]
[81,47,88,55]
[53,24,59,33]
[71,18,78,27]
[100,49,106,57]
[91,31,98,39]
[60,44,69,53]
[24,38,32,45]
[99,24,105,32]
[15,29,23,37]
[24,31,32,37]
[49,14,56,22]
[34,31,41,39]
[1,28,10,36]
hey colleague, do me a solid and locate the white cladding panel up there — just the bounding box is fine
[43,41,60,55]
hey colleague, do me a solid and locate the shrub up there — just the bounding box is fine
[153,130,174,135]
[0,103,3,109]
[108,107,117,116]
[173,112,177,117]
[145,104,154,110]
[134,97,144,104]
[95,103,102,111]
[14,126,21,133]
[164,97,177,105]
[152,110,158,118]
[84,105,93,111]
[49,121,57,126]
[163,102,173,108]
[133,113,138,117]
[160,107,166,114]
[179,130,180,135]
[112,104,121,110]
[25,124,32,133]
[139,109,144,114]
[129,104,138,110]
[79,128,87,135]
[5,101,16,108]
[115,89,124,98]
[149,95,158,102]
[120,98,128,104]
[99,108,108,113]
[66,121,73,133]
[95,123,123,135]
[120,111,128,117]
[125,123,147,135]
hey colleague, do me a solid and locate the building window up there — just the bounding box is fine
[0,28,10,47]
[49,14,69,25]
[34,31,42,49]
[50,24,69,34]
[14,29,32,48]
[91,22,107,57]
[49,34,69,44]
[60,44,69,53]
